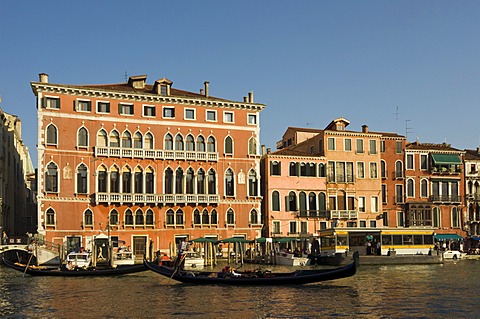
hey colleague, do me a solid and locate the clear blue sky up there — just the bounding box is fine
[1,1,480,166]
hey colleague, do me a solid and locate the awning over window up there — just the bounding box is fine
[434,234,463,241]
[431,154,462,165]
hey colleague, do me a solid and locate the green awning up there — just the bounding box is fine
[434,234,463,241]
[273,237,300,243]
[431,154,461,165]
[191,237,217,243]
[219,237,251,243]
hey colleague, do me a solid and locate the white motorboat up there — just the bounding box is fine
[275,251,310,266]
[66,252,91,269]
[182,251,204,268]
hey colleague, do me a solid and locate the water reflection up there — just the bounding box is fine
[1,261,479,318]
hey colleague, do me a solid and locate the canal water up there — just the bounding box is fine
[0,260,478,319]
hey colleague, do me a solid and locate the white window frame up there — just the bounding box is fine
[344,138,352,151]
[75,99,91,112]
[119,103,134,116]
[358,196,366,212]
[206,110,217,122]
[184,108,196,120]
[96,100,110,114]
[44,95,60,109]
[371,196,379,213]
[406,153,414,170]
[247,113,257,125]
[223,111,234,123]
[162,106,175,119]
[143,104,156,118]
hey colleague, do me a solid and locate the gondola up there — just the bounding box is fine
[144,251,359,285]
[2,257,147,277]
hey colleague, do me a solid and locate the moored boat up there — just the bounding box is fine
[3,257,147,276]
[275,251,310,266]
[144,251,359,285]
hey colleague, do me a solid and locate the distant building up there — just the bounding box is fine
[0,106,36,239]
[404,141,465,239]
[32,73,265,258]
[464,147,480,238]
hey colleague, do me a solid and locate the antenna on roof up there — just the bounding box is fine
[395,106,400,133]
[405,119,414,141]
[124,71,128,82]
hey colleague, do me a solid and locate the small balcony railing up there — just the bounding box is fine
[95,147,218,162]
[298,210,329,218]
[329,210,358,220]
[430,166,461,175]
[96,192,220,205]
[429,195,462,203]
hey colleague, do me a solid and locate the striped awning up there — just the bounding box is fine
[431,154,461,165]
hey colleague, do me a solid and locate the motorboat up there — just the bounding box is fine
[275,251,310,266]
[182,251,205,269]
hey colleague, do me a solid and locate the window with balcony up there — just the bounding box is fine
[395,161,404,178]
[110,167,120,193]
[175,168,184,194]
[287,191,297,211]
[97,129,107,147]
[133,132,142,149]
[196,136,206,152]
[146,167,154,194]
[145,132,154,149]
[208,169,216,194]
[164,133,173,150]
[289,221,298,234]
[396,184,404,203]
[122,131,132,148]
[186,135,195,151]
[248,170,259,197]
[122,167,132,193]
[97,166,107,192]
[197,169,205,194]
[175,135,184,151]
[134,167,143,193]
[207,136,216,152]
[109,130,120,147]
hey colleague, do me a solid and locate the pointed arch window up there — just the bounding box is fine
[185,135,195,151]
[122,166,132,193]
[186,168,194,194]
[135,209,144,226]
[248,170,258,196]
[134,167,143,193]
[145,209,154,226]
[250,209,259,224]
[175,168,184,194]
[248,137,257,155]
[146,167,154,194]
[125,209,134,226]
[225,168,234,196]
[122,131,132,148]
[166,209,175,225]
[84,209,93,227]
[193,209,201,225]
[109,130,120,147]
[145,132,154,149]
[46,124,58,145]
[225,136,233,154]
[196,136,206,152]
[226,209,235,225]
[109,209,119,226]
[76,164,88,194]
[175,209,184,225]
[45,208,55,225]
[208,169,216,195]
[78,127,88,147]
[197,169,205,194]
[133,132,142,149]
[175,135,184,151]
[45,162,59,192]
[97,129,107,147]
[165,168,174,194]
[164,133,173,150]
[97,165,107,192]
[110,166,120,193]
[202,210,209,224]
[211,209,218,225]
[207,136,216,152]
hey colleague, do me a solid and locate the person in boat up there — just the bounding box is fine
[222,265,241,278]
[159,254,171,266]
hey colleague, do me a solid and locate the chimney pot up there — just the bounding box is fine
[204,81,209,98]
[362,125,369,133]
[243,97,248,102]
[39,73,49,83]
[248,91,254,103]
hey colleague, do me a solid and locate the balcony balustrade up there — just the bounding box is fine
[298,210,329,218]
[429,195,462,203]
[95,146,218,162]
[96,192,219,205]
[329,210,358,220]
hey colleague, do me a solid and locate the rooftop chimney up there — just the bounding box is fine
[39,73,49,83]
[248,91,254,103]
[204,81,209,98]
[362,125,369,133]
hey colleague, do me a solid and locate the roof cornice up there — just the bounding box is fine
[31,82,266,111]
